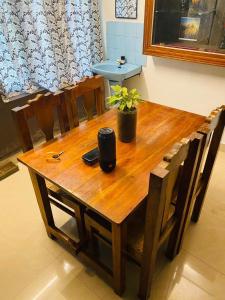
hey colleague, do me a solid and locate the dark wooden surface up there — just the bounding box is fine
[12,92,70,152]
[143,0,225,67]
[83,132,204,299]
[12,91,87,250]
[191,106,225,222]
[0,89,46,159]
[63,75,105,128]
[138,133,202,299]
[172,105,225,255]
[18,101,205,224]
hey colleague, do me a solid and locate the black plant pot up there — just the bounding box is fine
[117,108,137,143]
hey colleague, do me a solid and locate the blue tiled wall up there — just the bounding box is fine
[106,22,147,66]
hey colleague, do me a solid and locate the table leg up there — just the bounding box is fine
[112,222,126,296]
[29,170,55,237]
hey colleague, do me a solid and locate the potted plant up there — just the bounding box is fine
[107,85,141,143]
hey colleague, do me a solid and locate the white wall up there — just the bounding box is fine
[100,0,225,143]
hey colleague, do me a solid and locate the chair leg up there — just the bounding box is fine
[74,204,86,243]
[90,230,100,258]
[85,215,100,257]
[191,187,206,223]
[48,232,57,240]
[112,223,126,296]
[138,239,158,300]
[29,170,55,237]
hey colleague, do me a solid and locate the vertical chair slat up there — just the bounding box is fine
[191,106,225,222]
[11,90,86,251]
[63,75,105,126]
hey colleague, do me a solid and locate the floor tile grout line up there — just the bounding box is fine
[76,276,103,300]
[183,249,225,277]
[182,272,215,297]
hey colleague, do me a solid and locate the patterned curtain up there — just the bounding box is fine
[0,0,103,101]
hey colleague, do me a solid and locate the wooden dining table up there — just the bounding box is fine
[18,101,205,295]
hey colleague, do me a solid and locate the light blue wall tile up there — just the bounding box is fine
[106,21,147,66]
[114,48,122,61]
[111,38,117,50]
[107,34,114,49]
[108,48,119,62]
[124,37,135,52]
[136,24,144,39]
[135,54,147,66]
[114,22,121,36]
[126,51,136,64]
[124,23,138,38]
[107,47,114,60]
[119,42,126,57]
[106,22,114,36]
[115,22,125,36]
[135,38,143,54]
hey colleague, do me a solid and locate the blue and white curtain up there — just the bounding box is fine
[0,0,103,101]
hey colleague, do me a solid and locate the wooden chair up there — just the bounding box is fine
[84,133,203,299]
[12,92,86,252]
[175,105,225,255]
[63,75,105,128]
[192,105,225,221]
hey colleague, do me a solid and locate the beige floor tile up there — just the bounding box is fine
[151,250,225,300]
[0,150,225,300]
[15,251,84,300]
[76,267,113,299]
[0,235,38,299]
[183,151,225,275]
[61,276,101,300]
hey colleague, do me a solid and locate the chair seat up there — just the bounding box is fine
[46,180,76,202]
[127,204,175,262]
[46,180,60,193]
[46,180,82,215]
[85,201,175,263]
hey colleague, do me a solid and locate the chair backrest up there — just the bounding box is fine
[12,91,70,152]
[190,105,225,221]
[143,132,202,253]
[63,75,105,128]
[138,133,203,298]
[197,105,225,186]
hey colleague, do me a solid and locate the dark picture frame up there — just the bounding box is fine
[115,0,138,19]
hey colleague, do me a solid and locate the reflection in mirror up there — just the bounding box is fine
[152,0,225,54]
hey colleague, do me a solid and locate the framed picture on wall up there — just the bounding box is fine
[115,0,138,19]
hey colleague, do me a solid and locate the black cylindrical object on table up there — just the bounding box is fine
[98,128,116,173]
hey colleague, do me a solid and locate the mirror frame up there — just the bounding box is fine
[143,0,225,67]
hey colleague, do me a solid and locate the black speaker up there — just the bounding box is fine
[98,128,116,173]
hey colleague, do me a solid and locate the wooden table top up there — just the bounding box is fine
[18,102,205,224]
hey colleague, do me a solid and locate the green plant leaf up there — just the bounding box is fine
[111,85,122,93]
[130,88,137,94]
[107,85,141,111]
[119,102,126,111]
[127,100,132,109]
[121,87,128,97]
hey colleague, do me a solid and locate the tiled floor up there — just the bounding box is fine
[0,149,225,300]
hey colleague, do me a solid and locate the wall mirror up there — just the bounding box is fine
[115,0,138,19]
[143,0,225,67]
